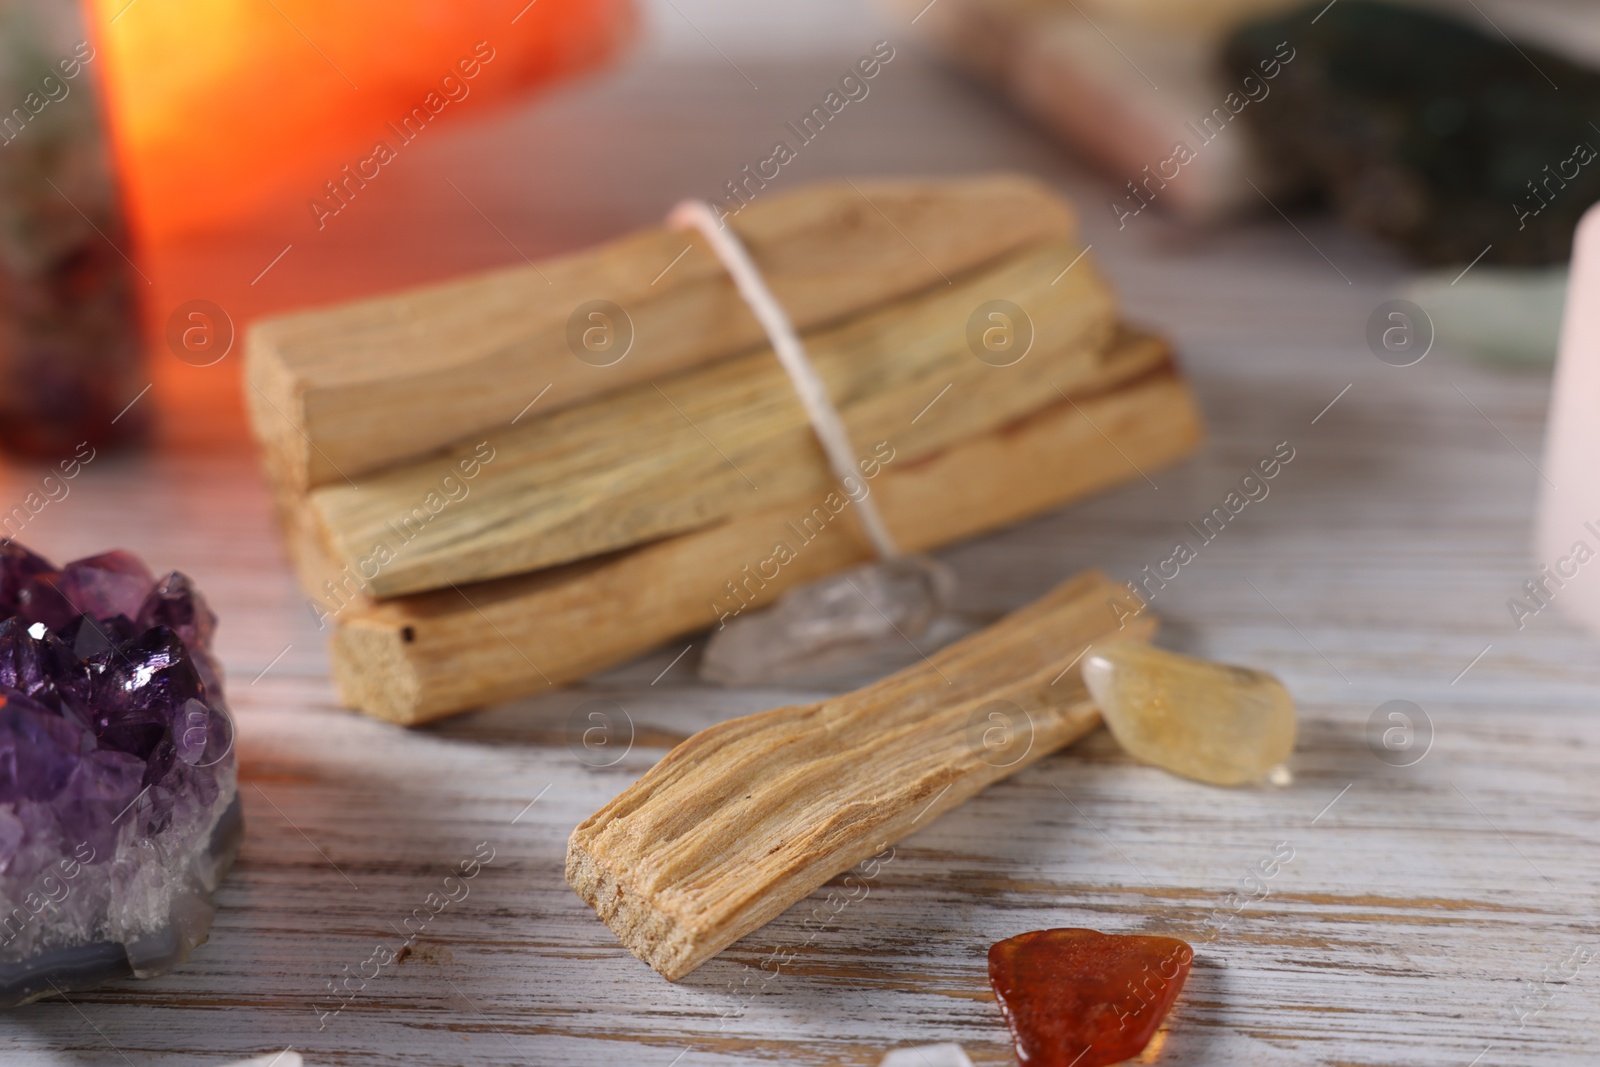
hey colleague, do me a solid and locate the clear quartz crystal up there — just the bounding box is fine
[700,556,957,686]
[1082,643,1296,786]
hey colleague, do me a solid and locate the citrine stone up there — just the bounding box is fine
[988,928,1192,1067]
[1082,643,1295,786]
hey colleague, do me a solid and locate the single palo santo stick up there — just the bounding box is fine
[245,174,1076,492]
[324,329,1199,724]
[309,239,1115,597]
[567,569,1154,981]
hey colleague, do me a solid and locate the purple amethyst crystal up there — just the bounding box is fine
[0,540,239,1007]
[0,542,51,619]
[17,550,156,635]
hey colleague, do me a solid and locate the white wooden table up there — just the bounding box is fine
[5,18,1600,1067]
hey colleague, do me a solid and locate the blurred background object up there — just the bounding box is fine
[1402,266,1568,365]
[87,0,636,243]
[886,0,1304,224]
[0,1,145,458]
[901,0,1600,263]
[1539,201,1600,641]
[898,0,1600,366]
[1225,0,1600,266]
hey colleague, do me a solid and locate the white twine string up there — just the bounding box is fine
[668,199,901,560]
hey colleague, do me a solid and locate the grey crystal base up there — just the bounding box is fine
[1,793,243,1008]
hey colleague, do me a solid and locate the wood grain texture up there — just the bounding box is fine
[568,571,1155,980]
[4,49,1600,1067]
[305,236,1116,595]
[325,331,1197,724]
[244,174,1076,492]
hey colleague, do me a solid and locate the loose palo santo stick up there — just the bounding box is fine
[309,239,1115,596]
[567,569,1154,981]
[245,174,1076,491]
[325,329,1200,724]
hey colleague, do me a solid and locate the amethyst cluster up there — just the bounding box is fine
[0,540,240,1007]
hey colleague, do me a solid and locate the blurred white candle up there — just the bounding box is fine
[1538,201,1600,636]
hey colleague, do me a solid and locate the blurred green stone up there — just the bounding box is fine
[1225,0,1600,266]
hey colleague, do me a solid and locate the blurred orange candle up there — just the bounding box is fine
[86,0,634,240]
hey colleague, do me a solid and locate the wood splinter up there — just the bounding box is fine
[566,570,1154,980]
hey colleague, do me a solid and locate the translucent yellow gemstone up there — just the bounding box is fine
[1081,643,1296,786]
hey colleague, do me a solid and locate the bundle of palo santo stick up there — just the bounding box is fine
[244,173,1203,724]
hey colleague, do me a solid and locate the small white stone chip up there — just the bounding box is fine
[219,1052,302,1067]
[878,1043,974,1067]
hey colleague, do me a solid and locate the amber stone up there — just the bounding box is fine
[988,928,1192,1067]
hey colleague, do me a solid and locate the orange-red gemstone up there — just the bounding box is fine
[988,928,1192,1066]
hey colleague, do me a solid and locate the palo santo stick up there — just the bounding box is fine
[566,569,1155,981]
[309,239,1115,597]
[245,174,1076,491]
[326,329,1201,724]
